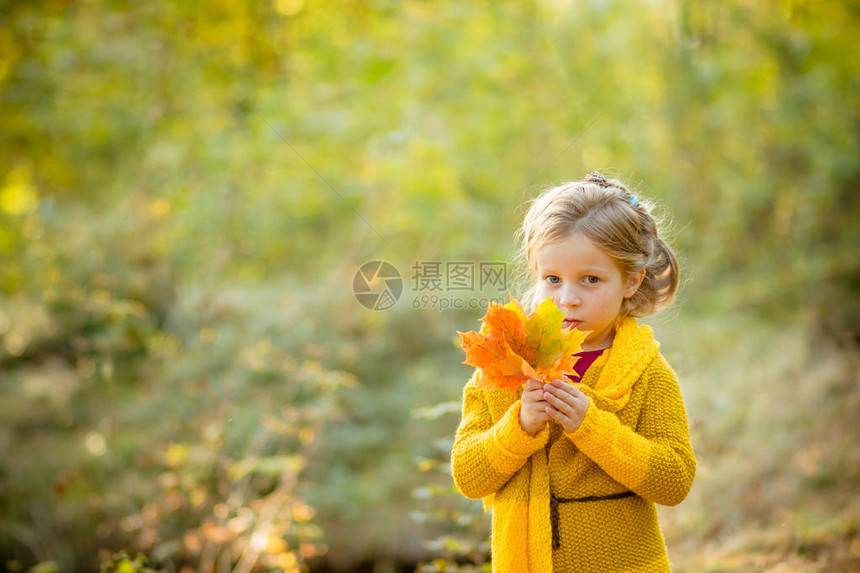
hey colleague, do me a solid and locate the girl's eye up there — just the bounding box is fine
[583,276,600,284]
[545,275,561,285]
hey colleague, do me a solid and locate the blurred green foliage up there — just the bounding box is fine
[99,552,163,573]
[1,0,858,571]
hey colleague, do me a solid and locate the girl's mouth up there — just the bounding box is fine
[563,319,581,330]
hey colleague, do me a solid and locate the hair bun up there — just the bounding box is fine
[584,171,608,185]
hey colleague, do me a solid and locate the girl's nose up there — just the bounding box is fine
[557,286,580,308]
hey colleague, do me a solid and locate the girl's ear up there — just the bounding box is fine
[624,269,646,298]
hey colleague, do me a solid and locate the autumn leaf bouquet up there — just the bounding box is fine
[457,296,588,392]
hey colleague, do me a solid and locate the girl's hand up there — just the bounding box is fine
[542,379,589,433]
[520,377,551,436]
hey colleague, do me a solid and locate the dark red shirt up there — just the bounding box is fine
[565,349,607,383]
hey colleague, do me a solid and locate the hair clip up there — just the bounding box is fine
[585,171,607,184]
[628,195,640,208]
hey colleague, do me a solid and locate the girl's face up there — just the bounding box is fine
[535,232,644,351]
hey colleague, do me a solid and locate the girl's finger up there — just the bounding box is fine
[524,378,543,391]
[545,404,574,427]
[543,389,575,417]
[522,389,546,405]
[545,380,584,401]
[542,385,574,405]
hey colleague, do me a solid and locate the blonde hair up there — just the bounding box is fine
[514,175,680,318]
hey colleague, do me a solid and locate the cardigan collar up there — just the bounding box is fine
[577,317,660,413]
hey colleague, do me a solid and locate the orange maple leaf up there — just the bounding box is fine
[457,295,588,392]
[482,303,533,364]
[458,328,522,389]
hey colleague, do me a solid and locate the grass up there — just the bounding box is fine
[651,311,860,572]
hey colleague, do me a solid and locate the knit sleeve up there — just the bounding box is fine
[566,357,696,506]
[451,369,550,500]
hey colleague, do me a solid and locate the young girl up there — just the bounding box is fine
[451,173,695,572]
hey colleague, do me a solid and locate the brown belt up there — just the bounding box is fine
[550,491,636,549]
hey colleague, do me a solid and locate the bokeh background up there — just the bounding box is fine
[1,1,859,572]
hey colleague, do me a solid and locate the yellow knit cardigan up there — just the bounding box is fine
[451,319,696,572]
